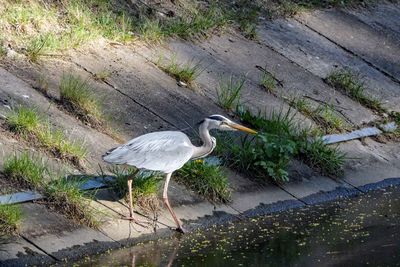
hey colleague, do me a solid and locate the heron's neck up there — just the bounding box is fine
[191,122,215,159]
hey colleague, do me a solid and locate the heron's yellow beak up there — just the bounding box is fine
[229,123,258,134]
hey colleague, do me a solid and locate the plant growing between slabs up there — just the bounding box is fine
[3,152,98,227]
[0,204,22,235]
[176,159,231,203]
[216,74,246,111]
[107,166,161,213]
[326,69,384,112]
[157,57,204,87]
[6,106,86,164]
[215,107,345,182]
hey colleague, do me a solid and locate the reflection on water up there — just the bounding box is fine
[76,186,400,266]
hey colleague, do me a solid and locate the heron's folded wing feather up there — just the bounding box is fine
[103,131,194,173]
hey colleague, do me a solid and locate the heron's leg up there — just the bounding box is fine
[163,172,186,233]
[127,178,134,218]
[123,178,149,227]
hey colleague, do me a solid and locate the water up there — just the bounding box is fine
[75,186,400,266]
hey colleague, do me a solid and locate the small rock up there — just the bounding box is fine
[177,81,187,87]
[22,95,30,99]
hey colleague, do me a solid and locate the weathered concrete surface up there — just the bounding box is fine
[0,67,119,172]
[346,3,400,43]
[141,32,376,126]
[18,203,115,261]
[257,18,400,112]
[68,43,225,134]
[299,9,400,81]
[0,236,54,266]
[339,139,400,187]
[281,160,355,202]
[1,58,171,139]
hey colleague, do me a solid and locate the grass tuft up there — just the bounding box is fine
[160,58,203,86]
[217,75,246,111]
[3,152,98,227]
[108,167,161,213]
[290,98,347,133]
[326,69,385,112]
[6,106,87,163]
[163,4,229,39]
[0,204,22,235]
[45,177,98,228]
[299,138,345,177]
[59,74,103,126]
[260,71,277,93]
[140,19,164,43]
[3,152,48,189]
[176,160,231,203]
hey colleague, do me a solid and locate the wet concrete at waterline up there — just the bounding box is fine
[72,186,400,267]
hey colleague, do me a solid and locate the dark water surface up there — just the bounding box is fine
[75,186,400,267]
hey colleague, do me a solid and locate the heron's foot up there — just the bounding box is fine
[176,226,187,234]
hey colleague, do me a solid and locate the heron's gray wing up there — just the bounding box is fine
[103,131,194,173]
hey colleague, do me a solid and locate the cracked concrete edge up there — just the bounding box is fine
[3,176,400,266]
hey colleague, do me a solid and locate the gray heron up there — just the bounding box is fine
[103,114,256,233]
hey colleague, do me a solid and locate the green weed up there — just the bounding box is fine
[0,204,22,235]
[0,39,6,58]
[290,98,347,133]
[216,75,246,111]
[6,106,87,162]
[316,104,347,133]
[260,71,277,93]
[139,19,164,43]
[3,152,49,188]
[176,160,231,203]
[217,108,345,182]
[163,4,228,39]
[94,70,111,82]
[59,74,103,126]
[3,152,98,227]
[107,167,161,212]
[299,138,345,177]
[45,177,98,228]
[7,106,40,134]
[230,0,260,39]
[326,69,384,112]
[161,58,203,86]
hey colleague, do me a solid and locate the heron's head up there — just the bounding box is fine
[202,114,257,134]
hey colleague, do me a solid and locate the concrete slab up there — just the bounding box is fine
[345,3,400,43]
[281,159,356,203]
[280,175,353,203]
[18,203,115,261]
[92,189,156,241]
[257,18,400,112]
[229,184,296,213]
[68,44,224,134]
[3,57,173,138]
[0,236,54,266]
[339,139,400,188]
[0,66,118,172]
[145,33,375,126]
[299,9,400,81]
